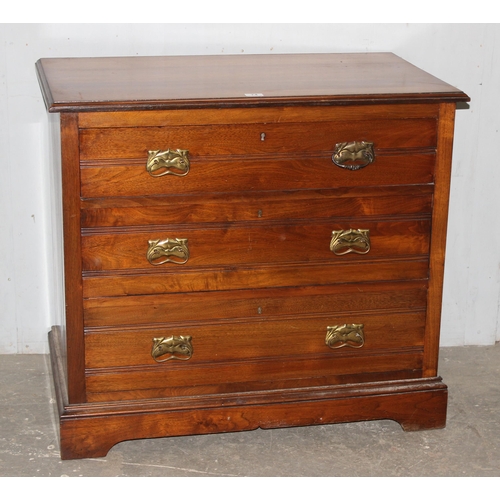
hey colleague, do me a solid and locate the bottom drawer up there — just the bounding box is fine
[85,311,426,401]
[86,312,426,368]
[85,353,424,402]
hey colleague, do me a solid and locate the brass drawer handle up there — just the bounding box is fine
[152,336,193,362]
[147,238,189,265]
[330,229,370,256]
[146,149,190,177]
[326,324,365,349]
[332,141,374,170]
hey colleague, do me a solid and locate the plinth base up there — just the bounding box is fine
[49,327,447,460]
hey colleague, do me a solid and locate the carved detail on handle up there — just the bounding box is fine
[326,324,365,349]
[332,141,374,170]
[146,149,190,177]
[146,238,189,265]
[151,336,193,362]
[330,229,370,256]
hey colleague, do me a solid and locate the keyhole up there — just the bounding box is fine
[257,307,262,315]
[257,209,263,218]
[260,132,266,141]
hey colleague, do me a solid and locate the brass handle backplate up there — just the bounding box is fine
[146,149,190,177]
[147,238,189,265]
[151,336,193,362]
[326,324,365,349]
[332,141,374,170]
[330,229,370,256]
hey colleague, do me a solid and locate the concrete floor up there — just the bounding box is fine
[1,345,500,477]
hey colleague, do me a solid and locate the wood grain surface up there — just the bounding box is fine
[39,53,468,459]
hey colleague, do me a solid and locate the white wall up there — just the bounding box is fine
[1,23,499,353]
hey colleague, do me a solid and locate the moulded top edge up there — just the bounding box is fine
[35,53,470,113]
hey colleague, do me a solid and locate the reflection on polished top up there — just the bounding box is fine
[36,52,469,112]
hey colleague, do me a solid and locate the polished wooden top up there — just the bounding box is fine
[36,52,469,112]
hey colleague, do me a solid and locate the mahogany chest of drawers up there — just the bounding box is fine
[36,53,469,459]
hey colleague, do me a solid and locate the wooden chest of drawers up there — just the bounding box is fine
[36,53,469,459]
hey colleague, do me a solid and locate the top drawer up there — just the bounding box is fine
[79,105,439,197]
[78,104,439,158]
[79,119,437,160]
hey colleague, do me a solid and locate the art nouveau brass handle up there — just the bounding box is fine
[326,324,365,349]
[146,149,190,177]
[151,336,193,362]
[330,229,370,256]
[146,238,189,265]
[332,141,374,170]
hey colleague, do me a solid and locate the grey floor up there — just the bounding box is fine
[1,345,500,477]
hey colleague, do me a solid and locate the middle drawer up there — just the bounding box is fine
[81,219,431,272]
[83,280,428,328]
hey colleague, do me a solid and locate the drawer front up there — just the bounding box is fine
[81,188,433,227]
[81,219,431,272]
[83,281,427,328]
[83,259,429,297]
[84,304,426,400]
[79,119,437,160]
[80,154,436,198]
[85,311,426,369]
[85,350,424,401]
